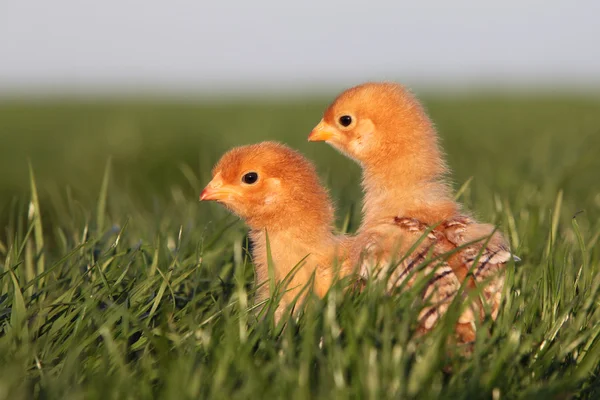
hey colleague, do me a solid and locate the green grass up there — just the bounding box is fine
[1,93,600,399]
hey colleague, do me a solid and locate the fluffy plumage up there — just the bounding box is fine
[309,82,518,341]
[201,141,349,322]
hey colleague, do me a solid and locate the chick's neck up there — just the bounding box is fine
[244,200,336,245]
[360,129,458,227]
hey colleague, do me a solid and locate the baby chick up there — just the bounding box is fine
[308,82,518,340]
[200,142,349,323]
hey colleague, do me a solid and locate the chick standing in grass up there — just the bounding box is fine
[308,82,518,341]
[200,141,350,322]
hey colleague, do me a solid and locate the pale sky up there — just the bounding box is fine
[1,0,599,94]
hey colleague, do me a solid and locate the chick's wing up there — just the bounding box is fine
[355,218,475,332]
[441,217,517,319]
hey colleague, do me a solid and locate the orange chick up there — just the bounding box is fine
[200,141,349,323]
[308,82,519,341]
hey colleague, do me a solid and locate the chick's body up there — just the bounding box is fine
[309,82,517,341]
[201,142,349,321]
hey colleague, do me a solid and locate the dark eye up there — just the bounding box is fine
[242,172,258,184]
[339,115,352,127]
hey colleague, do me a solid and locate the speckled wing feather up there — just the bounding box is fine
[441,216,518,320]
[355,217,477,340]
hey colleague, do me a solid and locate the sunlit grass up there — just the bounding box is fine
[1,94,600,398]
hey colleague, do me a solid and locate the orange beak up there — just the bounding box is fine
[308,119,338,142]
[200,173,241,202]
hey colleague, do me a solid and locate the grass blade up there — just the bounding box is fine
[28,161,45,284]
[97,157,112,233]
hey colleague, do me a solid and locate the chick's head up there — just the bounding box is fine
[201,141,333,230]
[308,82,431,163]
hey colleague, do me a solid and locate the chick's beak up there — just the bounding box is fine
[200,173,240,202]
[308,119,338,142]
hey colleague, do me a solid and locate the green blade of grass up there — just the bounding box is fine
[28,161,45,284]
[97,157,112,234]
[8,267,28,338]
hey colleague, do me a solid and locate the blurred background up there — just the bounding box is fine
[1,0,600,235]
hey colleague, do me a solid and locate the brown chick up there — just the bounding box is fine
[308,82,519,341]
[200,141,349,323]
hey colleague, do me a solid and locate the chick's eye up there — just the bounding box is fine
[339,115,353,127]
[242,172,258,184]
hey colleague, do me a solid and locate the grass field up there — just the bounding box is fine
[1,93,600,399]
